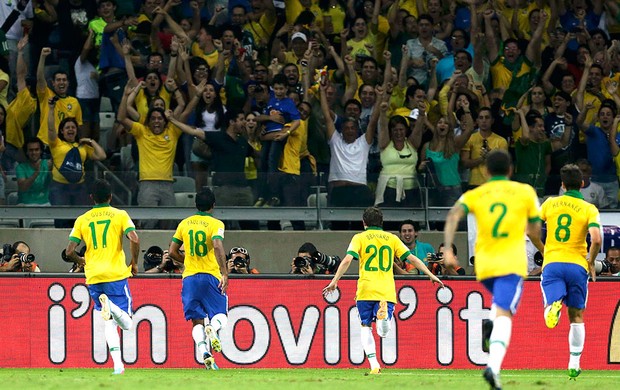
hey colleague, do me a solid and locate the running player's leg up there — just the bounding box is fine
[540,263,567,329]
[204,273,229,353]
[356,301,381,374]
[182,274,218,370]
[564,264,589,379]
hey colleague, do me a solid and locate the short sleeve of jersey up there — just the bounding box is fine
[69,215,84,243]
[346,233,362,259]
[586,203,601,228]
[458,191,473,215]
[120,210,136,235]
[130,122,145,138]
[394,239,412,261]
[525,185,541,222]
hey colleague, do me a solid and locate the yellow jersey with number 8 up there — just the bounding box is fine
[459,177,541,280]
[540,190,600,271]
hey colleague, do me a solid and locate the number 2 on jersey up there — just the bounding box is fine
[490,202,508,238]
[88,219,111,249]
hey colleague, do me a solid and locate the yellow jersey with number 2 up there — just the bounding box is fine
[347,227,411,303]
[459,177,541,281]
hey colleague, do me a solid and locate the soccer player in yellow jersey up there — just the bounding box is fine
[443,150,542,390]
[530,164,601,380]
[323,207,444,375]
[169,188,229,371]
[65,179,140,375]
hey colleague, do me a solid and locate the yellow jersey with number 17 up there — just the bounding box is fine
[459,177,541,280]
[172,212,225,279]
[346,227,411,303]
[540,190,600,271]
[69,204,136,285]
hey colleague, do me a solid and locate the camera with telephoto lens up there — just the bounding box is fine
[428,252,443,262]
[294,255,312,270]
[233,256,247,268]
[17,253,35,263]
[595,260,612,275]
[311,251,341,273]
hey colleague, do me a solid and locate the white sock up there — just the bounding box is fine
[360,325,380,369]
[104,320,124,370]
[376,319,391,338]
[192,324,209,356]
[108,300,133,330]
[487,316,512,375]
[569,323,585,369]
[210,313,228,334]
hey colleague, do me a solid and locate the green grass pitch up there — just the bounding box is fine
[1,368,619,389]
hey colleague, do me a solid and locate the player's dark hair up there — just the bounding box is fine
[195,188,216,211]
[91,179,112,203]
[363,206,383,228]
[560,163,583,191]
[485,149,512,176]
[399,219,419,232]
[298,242,317,254]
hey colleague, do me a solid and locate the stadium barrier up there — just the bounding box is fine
[0,276,618,369]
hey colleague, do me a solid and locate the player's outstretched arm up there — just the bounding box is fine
[65,241,85,267]
[127,230,140,276]
[527,222,544,253]
[213,239,229,293]
[443,203,465,270]
[323,254,353,296]
[588,225,602,282]
[407,254,445,288]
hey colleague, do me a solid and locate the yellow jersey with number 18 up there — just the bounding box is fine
[172,212,225,280]
[346,227,411,303]
[69,204,136,285]
[540,190,600,271]
[459,177,541,280]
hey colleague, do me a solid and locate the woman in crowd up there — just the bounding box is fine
[375,101,423,207]
[47,98,106,227]
[420,101,474,207]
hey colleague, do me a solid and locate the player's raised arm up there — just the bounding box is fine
[323,254,354,296]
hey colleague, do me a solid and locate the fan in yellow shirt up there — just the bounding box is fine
[323,206,443,375]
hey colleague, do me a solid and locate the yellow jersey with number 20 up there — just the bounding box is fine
[347,227,411,303]
[459,177,541,281]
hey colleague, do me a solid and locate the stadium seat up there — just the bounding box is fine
[0,219,20,228]
[307,193,327,208]
[6,192,18,205]
[24,219,55,228]
[4,175,18,196]
[175,192,195,207]
[100,97,113,112]
[173,176,196,193]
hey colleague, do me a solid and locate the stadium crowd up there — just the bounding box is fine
[1,0,620,230]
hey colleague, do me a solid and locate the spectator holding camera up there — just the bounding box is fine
[227,247,260,275]
[143,245,183,274]
[398,220,435,274]
[0,241,41,272]
[428,243,465,276]
[290,242,341,275]
[599,246,620,276]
